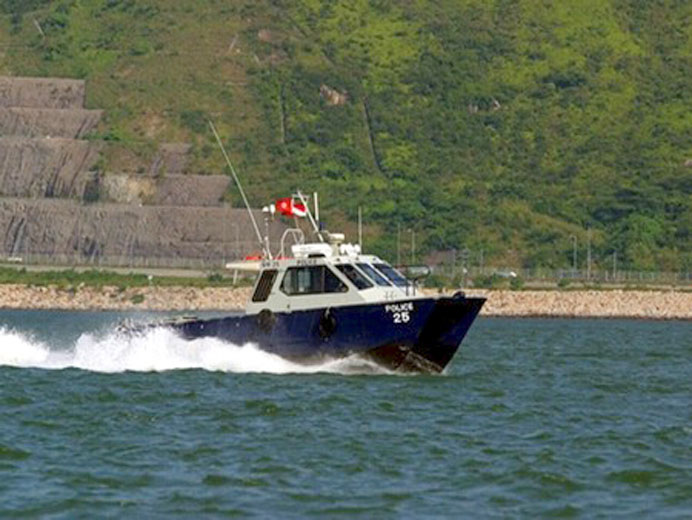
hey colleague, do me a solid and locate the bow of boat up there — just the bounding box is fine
[365,293,485,373]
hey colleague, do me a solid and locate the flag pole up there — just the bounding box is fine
[295,190,324,242]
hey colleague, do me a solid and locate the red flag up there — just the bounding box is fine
[276,197,307,218]
[292,201,307,217]
[276,197,291,216]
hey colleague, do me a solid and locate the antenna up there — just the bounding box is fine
[208,121,270,259]
[358,206,363,250]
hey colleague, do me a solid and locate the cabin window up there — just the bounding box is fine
[374,263,409,287]
[281,266,347,295]
[252,269,278,302]
[356,263,392,287]
[335,264,373,290]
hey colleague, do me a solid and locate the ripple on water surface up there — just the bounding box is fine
[0,312,691,517]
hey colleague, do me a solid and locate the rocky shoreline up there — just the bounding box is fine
[0,285,690,320]
[469,289,692,320]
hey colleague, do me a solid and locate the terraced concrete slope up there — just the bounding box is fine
[0,76,86,109]
[0,137,100,198]
[0,77,102,202]
[0,107,102,139]
[151,175,231,206]
[0,198,279,263]
[0,76,257,266]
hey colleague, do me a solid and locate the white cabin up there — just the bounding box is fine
[238,239,422,315]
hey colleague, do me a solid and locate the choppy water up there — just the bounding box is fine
[0,311,691,518]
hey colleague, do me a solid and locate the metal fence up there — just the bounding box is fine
[1,249,259,272]
[429,263,692,287]
[3,248,692,287]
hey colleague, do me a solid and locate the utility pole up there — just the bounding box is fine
[410,230,416,264]
[586,227,592,281]
[235,224,240,260]
[570,235,577,273]
[358,206,362,250]
[223,203,228,265]
[396,223,401,266]
[612,251,617,282]
[75,206,82,266]
[461,248,470,287]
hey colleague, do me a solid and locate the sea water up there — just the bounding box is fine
[0,310,691,518]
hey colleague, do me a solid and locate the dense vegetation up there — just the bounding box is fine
[1,0,691,271]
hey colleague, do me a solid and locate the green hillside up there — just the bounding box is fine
[1,0,691,271]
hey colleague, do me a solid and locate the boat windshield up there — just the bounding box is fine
[335,264,373,290]
[374,263,409,287]
[356,263,392,287]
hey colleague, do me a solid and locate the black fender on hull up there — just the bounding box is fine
[317,308,337,340]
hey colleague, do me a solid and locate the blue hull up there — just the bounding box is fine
[168,294,485,373]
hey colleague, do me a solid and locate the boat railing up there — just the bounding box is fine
[279,228,305,258]
[395,265,431,296]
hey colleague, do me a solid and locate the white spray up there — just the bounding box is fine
[0,326,391,375]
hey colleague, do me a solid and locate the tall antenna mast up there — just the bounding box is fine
[208,121,270,259]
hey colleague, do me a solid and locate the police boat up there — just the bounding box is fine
[128,123,485,373]
[165,226,485,373]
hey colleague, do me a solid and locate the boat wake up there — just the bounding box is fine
[0,326,391,375]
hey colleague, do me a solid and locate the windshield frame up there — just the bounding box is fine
[334,263,374,291]
[356,262,393,287]
[373,262,410,287]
